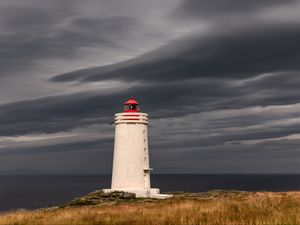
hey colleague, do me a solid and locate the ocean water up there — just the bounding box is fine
[1,174,300,212]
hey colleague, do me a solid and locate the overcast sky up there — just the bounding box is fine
[1,0,300,173]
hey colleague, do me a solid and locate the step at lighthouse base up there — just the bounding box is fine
[102,188,172,199]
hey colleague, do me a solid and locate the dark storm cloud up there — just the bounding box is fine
[0,83,206,135]
[2,71,300,138]
[0,6,140,74]
[2,20,300,136]
[0,6,57,29]
[1,0,300,172]
[175,0,297,19]
[151,122,300,149]
[51,24,300,83]
[0,139,112,156]
[243,72,300,90]
[72,16,139,38]
[153,140,300,173]
[0,92,117,136]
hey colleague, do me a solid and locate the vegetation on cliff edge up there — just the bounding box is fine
[1,190,300,225]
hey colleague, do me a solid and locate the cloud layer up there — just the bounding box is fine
[1,0,300,173]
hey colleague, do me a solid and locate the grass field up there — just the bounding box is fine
[1,190,300,225]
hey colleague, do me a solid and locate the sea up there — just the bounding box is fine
[1,174,300,212]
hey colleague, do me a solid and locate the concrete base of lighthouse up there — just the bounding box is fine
[102,188,172,199]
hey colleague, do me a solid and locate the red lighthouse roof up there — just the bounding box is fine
[124,97,139,112]
[124,97,139,105]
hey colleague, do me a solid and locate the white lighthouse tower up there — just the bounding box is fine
[103,97,172,199]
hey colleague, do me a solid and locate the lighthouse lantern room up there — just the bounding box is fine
[103,97,172,199]
[123,97,139,112]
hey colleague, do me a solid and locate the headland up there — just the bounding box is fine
[0,190,300,225]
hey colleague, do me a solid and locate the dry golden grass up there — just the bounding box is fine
[1,191,300,225]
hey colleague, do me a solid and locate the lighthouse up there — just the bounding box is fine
[103,97,172,199]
